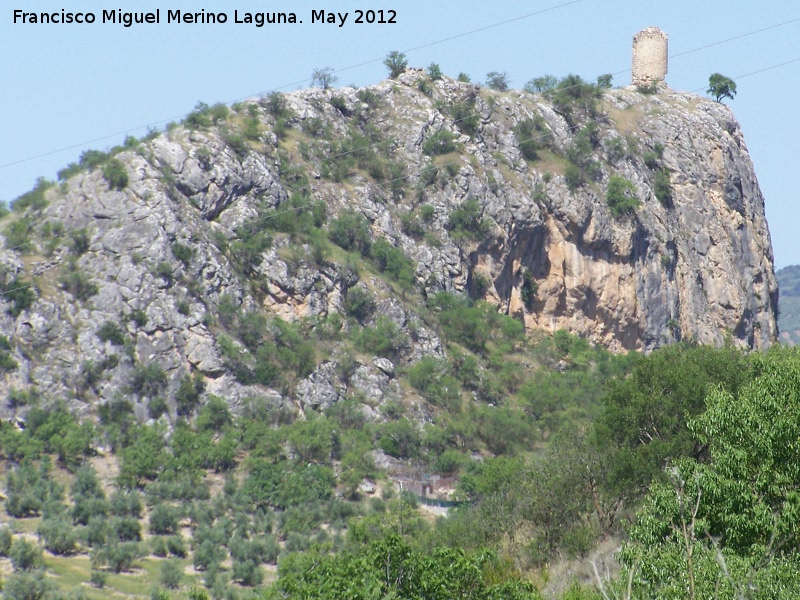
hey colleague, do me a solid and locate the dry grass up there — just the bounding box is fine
[537,535,622,599]
[604,104,646,137]
[530,149,571,178]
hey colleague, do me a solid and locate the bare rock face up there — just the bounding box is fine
[0,74,777,417]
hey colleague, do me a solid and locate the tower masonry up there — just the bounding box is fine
[632,27,668,86]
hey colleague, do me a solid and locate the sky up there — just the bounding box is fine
[2,0,799,267]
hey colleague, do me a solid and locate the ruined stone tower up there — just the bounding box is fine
[632,27,668,86]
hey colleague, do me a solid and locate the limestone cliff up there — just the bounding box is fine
[0,70,777,416]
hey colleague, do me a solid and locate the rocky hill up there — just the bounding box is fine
[0,69,778,419]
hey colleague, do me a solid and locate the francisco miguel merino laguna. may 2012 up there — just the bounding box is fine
[12,9,299,27]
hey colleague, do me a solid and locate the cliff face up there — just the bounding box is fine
[0,70,777,415]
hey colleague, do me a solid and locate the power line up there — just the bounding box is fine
[3,34,799,256]
[1,54,798,299]
[0,0,591,173]
[3,10,797,175]
[2,7,798,195]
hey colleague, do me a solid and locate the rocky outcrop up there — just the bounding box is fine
[0,71,777,417]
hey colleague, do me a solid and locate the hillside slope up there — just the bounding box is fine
[0,70,777,418]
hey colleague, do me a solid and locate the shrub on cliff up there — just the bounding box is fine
[606,175,639,216]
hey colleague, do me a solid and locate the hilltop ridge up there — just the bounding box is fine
[0,69,777,418]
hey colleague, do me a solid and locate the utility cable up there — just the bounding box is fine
[3,42,799,253]
[1,54,798,300]
[3,9,797,174]
[0,0,591,173]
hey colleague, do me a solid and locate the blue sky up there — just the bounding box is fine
[2,0,799,266]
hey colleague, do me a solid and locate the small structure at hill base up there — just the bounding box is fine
[632,27,668,87]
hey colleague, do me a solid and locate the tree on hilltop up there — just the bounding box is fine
[383,51,408,79]
[311,67,337,90]
[707,72,737,102]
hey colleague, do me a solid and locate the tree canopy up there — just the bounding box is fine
[707,73,737,102]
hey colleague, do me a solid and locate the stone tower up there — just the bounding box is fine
[632,27,668,86]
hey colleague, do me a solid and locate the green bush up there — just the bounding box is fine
[4,217,33,252]
[370,238,416,287]
[2,277,36,316]
[130,363,167,398]
[242,461,335,510]
[328,209,372,255]
[97,321,126,346]
[446,199,490,241]
[407,358,462,412]
[96,539,142,573]
[330,95,348,114]
[110,490,143,518]
[184,102,229,130]
[193,539,225,572]
[564,123,601,188]
[521,270,538,310]
[175,373,206,417]
[383,51,408,78]
[3,571,54,600]
[564,164,584,191]
[548,74,601,123]
[60,268,99,301]
[596,73,614,89]
[13,178,52,212]
[103,159,129,191]
[37,516,78,555]
[171,242,196,266]
[378,419,421,459]
[486,71,510,91]
[156,261,174,284]
[653,168,672,206]
[6,460,62,518]
[262,193,327,239]
[10,538,43,571]
[400,212,425,239]
[223,132,249,158]
[0,526,13,556]
[82,522,113,553]
[72,494,108,528]
[422,130,457,156]
[344,287,376,322]
[428,292,524,355]
[130,308,148,328]
[117,426,167,487]
[70,228,91,255]
[161,559,183,589]
[90,569,108,588]
[427,63,443,80]
[514,116,553,161]
[524,75,558,93]
[149,503,180,536]
[230,220,272,275]
[605,175,639,216]
[355,317,408,360]
[196,396,232,433]
[166,535,186,558]
[147,397,168,420]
